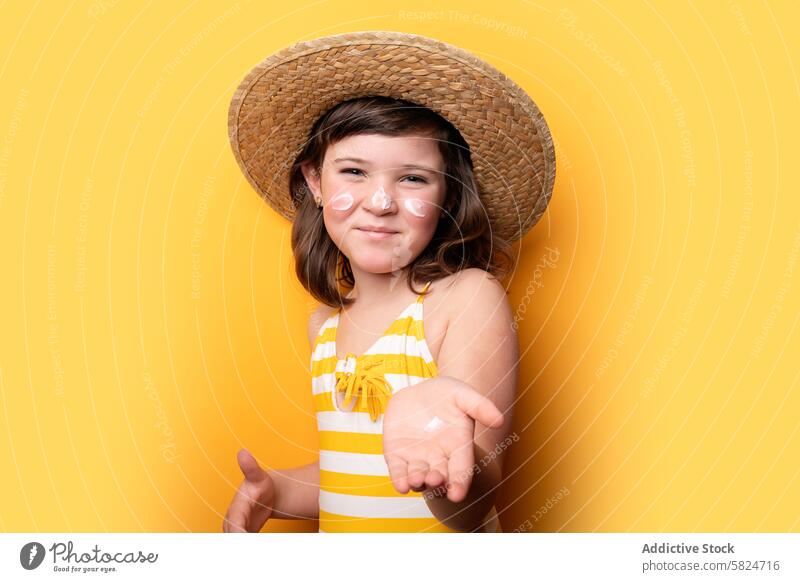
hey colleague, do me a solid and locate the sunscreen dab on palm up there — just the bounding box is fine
[423,415,446,433]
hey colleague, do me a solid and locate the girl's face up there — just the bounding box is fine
[302,133,447,274]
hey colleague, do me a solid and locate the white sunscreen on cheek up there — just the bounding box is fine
[330,191,354,211]
[403,198,428,218]
[371,185,392,210]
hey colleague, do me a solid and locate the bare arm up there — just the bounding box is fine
[267,304,334,519]
[424,270,518,531]
[267,461,320,519]
[224,306,328,532]
[259,303,336,520]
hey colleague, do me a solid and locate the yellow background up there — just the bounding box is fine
[1,0,798,532]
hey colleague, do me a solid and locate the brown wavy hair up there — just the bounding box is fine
[289,96,513,308]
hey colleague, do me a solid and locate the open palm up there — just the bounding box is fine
[382,376,504,503]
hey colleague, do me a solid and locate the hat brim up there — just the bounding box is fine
[228,30,555,242]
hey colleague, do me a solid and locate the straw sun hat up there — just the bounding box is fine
[227,30,555,242]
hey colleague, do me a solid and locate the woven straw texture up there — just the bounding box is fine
[228,30,555,242]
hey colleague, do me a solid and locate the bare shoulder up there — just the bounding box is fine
[435,268,510,316]
[424,269,512,363]
[307,303,337,349]
[446,267,505,291]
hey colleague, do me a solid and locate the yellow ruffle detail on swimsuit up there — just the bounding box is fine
[335,356,393,422]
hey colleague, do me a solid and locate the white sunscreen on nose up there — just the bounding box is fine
[403,198,427,218]
[371,185,392,210]
[330,191,354,211]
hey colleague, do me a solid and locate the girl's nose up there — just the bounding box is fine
[369,185,395,212]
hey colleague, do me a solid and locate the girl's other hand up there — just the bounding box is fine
[223,448,275,533]
[382,376,504,503]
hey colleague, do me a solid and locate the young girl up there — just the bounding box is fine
[223,31,554,534]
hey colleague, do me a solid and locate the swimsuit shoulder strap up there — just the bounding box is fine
[415,280,432,303]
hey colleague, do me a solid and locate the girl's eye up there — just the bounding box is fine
[339,169,427,183]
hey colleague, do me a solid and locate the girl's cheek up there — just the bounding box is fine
[403,198,431,218]
[329,191,354,211]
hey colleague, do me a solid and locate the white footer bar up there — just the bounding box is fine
[1,533,797,581]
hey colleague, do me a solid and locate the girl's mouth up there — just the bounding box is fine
[355,228,398,240]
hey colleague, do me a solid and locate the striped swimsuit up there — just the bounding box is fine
[310,280,501,533]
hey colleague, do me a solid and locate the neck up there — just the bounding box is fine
[346,265,409,303]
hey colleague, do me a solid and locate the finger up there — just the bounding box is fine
[407,459,429,491]
[223,510,248,533]
[425,452,448,490]
[224,517,246,533]
[446,441,475,503]
[225,487,257,533]
[385,454,410,494]
[454,388,504,428]
[237,448,268,483]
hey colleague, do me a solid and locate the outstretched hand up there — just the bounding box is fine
[222,449,275,533]
[382,376,504,503]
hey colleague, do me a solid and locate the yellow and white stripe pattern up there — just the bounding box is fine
[310,281,501,533]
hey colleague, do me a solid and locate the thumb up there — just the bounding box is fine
[454,386,505,429]
[237,448,268,483]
